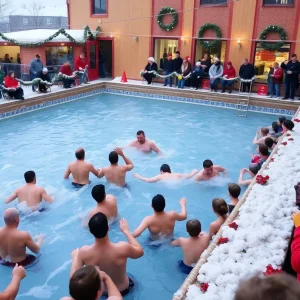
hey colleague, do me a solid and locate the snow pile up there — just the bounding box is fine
[184,114,300,300]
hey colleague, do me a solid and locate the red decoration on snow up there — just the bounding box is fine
[294,119,300,123]
[281,142,287,146]
[288,138,294,141]
[256,175,269,185]
[263,264,283,276]
[218,237,229,245]
[200,283,209,292]
[287,133,291,136]
[271,158,275,162]
[229,222,238,230]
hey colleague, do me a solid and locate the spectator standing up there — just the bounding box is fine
[4,54,11,63]
[173,51,183,86]
[143,57,158,85]
[159,53,168,71]
[17,53,21,64]
[269,62,283,99]
[200,53,211,74]
[74,52,88,85]
[163,54,174,87]
[221,61,236,93]
[191,61,205,90]
[0,65,4,84]
[36,68,51,93]
[60,62,75,89]
[178,57,191,89]
[209,58,223,92]
[281,54,300,100]
[29,54,43,92]
[239,58,255,93]
[4,71,24,100]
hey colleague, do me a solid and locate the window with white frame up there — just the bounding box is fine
[46,18,52,25]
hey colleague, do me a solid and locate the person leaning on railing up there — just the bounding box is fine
[36,68,51,93]
[4,71,24,100]
[60,62,75,89]
[143,57,158,85]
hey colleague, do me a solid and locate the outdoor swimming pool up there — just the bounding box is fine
[0,93,276,299]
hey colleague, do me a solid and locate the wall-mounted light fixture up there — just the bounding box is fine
[61,43,65,46]
[237,38,242,49]
[133,36,138,42]
[4,43,7,45]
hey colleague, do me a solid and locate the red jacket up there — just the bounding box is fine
[272,67,284,84]
[60,64,73,76]
[292,227,300,282]
[223,67,236,79]
[5,76,19,88]
[74,57,88,71]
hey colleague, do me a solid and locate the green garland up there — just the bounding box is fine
[0,26,101,47]
[198,23,222,49]
[259,25,287,52]
[17,78,53,87]
[157,7,178,31]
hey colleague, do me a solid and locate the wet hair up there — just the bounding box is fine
[259,144,269,156]
[69,265,101,300]
[249,163,260,175]
[265,137,274,148]
[261,127,269,136]
[109,151,118,164]
[203,159,213,169]
[152,194,166,212]
[160,164,171,173]
[91,185,105,203]
[228,183,241,198]
[278,116,286,125]
[283,120,294,131]
[4,208,19,225]
[75,148,85,160]
[24,171,36,183]
[186,219,201,237]
[272,122,279,133]
[212,198,228,216]
[137,130,145,136]
[234,274,300,300]
[89,212,109,239]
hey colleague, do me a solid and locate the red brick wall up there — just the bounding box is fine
[152,0,182,36]
[20,46,46,65]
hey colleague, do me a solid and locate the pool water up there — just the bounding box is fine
[0,94,275,300]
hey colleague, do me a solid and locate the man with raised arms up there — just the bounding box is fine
[5,171,53,211]
[133,164,198,183]
[127,130,162,155]
[64,148,99,188]
[194,159,227,181]
[98,148,134,187]
[132,195,187,240]
[0,208,43,267]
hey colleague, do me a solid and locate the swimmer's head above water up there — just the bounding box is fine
[3,208,19,227]
[228,183,241,199]
[212,198,228,217]
[136,130,146,144]
[24,170,36,184]
[152,194,165,213]
[109,151,119,165]
[160,164,171,174]
[75,148,85,160]
[248,163,260,176]
[89,212,109,239]
[186,219,201,237]
[91,185,106,203]
[203,159,214,175]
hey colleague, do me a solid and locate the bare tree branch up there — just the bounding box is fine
[0,0,11,18]
[21,1,45,28]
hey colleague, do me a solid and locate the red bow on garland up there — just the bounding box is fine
[287,133,291,136]
[282,142,287,146]
[200,283,209,292]
[218,237,229,245]
[294,119,300,123]
[271,158,275,162]
[263,264,283,276]
[256,175,269,185]
[229,222,238,230]
[288,138,294,141]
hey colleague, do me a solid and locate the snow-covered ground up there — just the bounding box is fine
[173,111,300,300]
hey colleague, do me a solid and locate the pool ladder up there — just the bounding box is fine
[236,79,254,117]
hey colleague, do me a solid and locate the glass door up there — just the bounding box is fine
[86,40,99,81]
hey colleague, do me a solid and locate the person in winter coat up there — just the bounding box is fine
[209,58,223,92]
[143,57,158,85]
[159,53,168,71]
[191,61,205,90]
[173,51,183,86]
[74,52,88,84]
[269,62,283,99]
[30,54,43,92]
[163,54,174,87]
[292,212,300,281]
[60,62,75,88]
[36,67,51,93]
[178,57,192,89]
[239,58,255,93]
[4,71,24,100]
[221,61,236,94]
[0,65,4,84]
[200,53,211,74]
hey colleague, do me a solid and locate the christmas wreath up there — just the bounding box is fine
[157,7,178,31]
[259,25,287,52]
[198,23,222,49]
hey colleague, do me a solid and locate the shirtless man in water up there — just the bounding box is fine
[86,184,118,224]
[74,213,143,295]
[132,195,187,240]
[0,208,43,266]
[133,164,198,183]
[64,148,99,187]
[128,130,162,155]
[5,171,53,211]
[171,219,210,274]
[194,159,226,181]
[98,148,134,187]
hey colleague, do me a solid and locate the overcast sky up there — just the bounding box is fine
[8,0,67,17]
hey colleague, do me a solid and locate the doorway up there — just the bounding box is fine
[99,39,113,78]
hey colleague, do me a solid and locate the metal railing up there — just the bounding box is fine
[263,0,293,4]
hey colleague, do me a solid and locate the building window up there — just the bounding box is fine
[46,18,52,25]
[254,42,290,82]
[23,18,28,25]
[200,0,227,5]
[194,40,226,65]
[263,0,293,5]
[153,39,178,70]
[45,46,74,66]
[92,0,107,14]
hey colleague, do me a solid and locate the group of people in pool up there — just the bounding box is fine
[0,122,295,300]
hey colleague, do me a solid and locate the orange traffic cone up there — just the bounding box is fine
[121,71,128,83]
